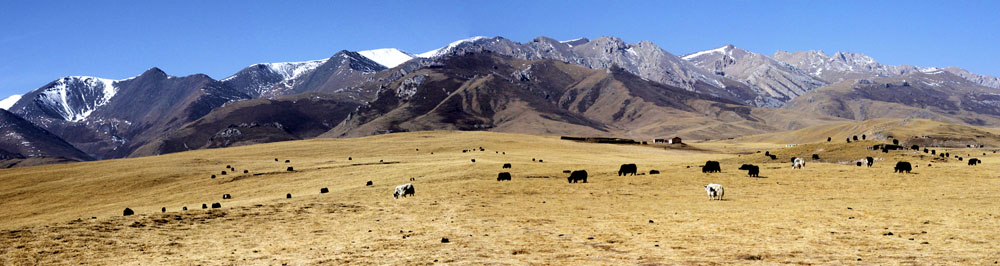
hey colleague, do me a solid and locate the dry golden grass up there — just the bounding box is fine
[2,130,1000,265]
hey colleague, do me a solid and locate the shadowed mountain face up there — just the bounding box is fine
[0,109,93,166]
[130,92,359,157]
[323,52,835,140]
[8,68,250,159]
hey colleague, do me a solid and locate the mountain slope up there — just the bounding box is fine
[0,109,92,163]
[415,36,768,106]
[324,52,837,140]
[8,68,250,159]
[785,70,1000,127]
[683,45,827,106]
[130,92,359,157]
[221,59,326,98]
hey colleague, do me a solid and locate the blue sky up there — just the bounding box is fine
[1,0,997,96]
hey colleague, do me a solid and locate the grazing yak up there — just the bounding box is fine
[562,170,572,174]
[502,163,512,169]
[768,154,777,160]
[618,164,638,176]
[894,162,912,173]
[792,158,805,169]
[212,203,221,208]
[497,172,512,181]
[649,170,660,175]
[222,194,231,199]
[123,208,134,216]
[812,154,820,160]
[366,180,373,186]
[568,170,588,183]
[738,164,759,177]
[320,188,329,193]
[393,184,415,198]
[969,158,981,166]
[705,184,724,200]
[702,161,721,173]
[856,162,863,166]
[866,157,874,167]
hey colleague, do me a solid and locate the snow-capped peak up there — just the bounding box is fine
[358,48,415,68]
[37,76,119,122]
[223,59,327,82]
[417,36,488,58]
[682,45,735,60]
[0,94,22,110]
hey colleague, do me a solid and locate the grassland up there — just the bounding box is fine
[1,130,999,265]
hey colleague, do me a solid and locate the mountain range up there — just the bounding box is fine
[1,35,998,166]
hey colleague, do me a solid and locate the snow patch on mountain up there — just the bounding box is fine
[358,48,414,68]
[417,36,488,58]
[682,45,733,60]
[36,76,118,122]
[0,94,22,110]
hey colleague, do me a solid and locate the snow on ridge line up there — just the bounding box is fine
[681,45,732,60]
[221,59,328,82]
[417,36,488,58]
[560,37,586,43]
[0,94,22,110]
[358,48,415,68]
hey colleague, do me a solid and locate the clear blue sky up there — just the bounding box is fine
[1,0,997,96]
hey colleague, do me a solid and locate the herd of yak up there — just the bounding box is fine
[116,139,990,217]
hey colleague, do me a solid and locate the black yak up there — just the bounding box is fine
[738,164,759,177]
[702,161,721,173]
[503,163,512,169]
[320,187,329,193]
[812,154,820,160]
[894,162,912,173]
[618,164,638,176]
[497,172,512,181]
[568,170,588,183]
[366,180,373,186]
[123,208,134,216]
[866,157,874,167]
[212,203,221,208]
[649,170,660,175]
[969,158,981,166]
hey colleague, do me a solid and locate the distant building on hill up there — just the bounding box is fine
[655,137,683,144]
